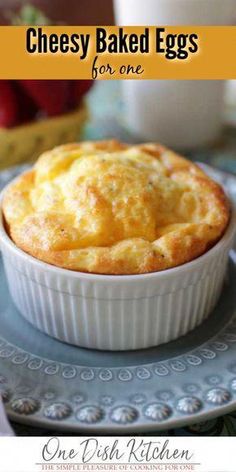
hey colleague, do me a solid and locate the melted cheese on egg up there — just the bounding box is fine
[2,141,229,274]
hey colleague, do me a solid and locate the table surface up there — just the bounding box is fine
[8,81,236,436]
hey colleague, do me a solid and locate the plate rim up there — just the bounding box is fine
[1,163,236,433]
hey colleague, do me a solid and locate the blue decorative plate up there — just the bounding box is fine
[0,164,236,433]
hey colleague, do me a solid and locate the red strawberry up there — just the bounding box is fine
[11,81,39,124]
[19,80,71,117]
[0,81,18,128]
[68,80,93,108]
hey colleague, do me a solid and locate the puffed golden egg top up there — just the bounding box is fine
[2,140,230,274]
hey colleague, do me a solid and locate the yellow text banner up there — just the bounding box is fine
[0,26,235,79]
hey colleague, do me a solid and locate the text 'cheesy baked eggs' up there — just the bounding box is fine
[2,140,230,275]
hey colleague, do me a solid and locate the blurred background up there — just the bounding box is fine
[0,0,235,174]
[0,0,114,24]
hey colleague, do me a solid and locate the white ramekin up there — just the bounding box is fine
[0,194,235,350]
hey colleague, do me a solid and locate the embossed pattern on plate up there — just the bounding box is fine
[0,164,236,432]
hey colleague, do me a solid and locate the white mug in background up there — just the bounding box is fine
[113,0,236,150]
